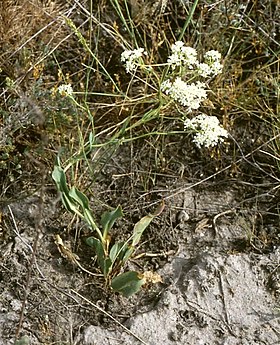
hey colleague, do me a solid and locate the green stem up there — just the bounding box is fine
[84,208,104,244]
[179,0,199,41]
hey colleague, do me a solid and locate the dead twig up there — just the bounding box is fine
[54,234,103,277]
[217,269,237,337]
[70,289,149,345]
[212,209,236,237]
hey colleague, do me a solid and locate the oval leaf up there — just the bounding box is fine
[111,271,145,297]
[132,215,153,247]
[109,242,122,263]
[131,201,165,247]
[85,236,102,251]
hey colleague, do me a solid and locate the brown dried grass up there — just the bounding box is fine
[0,0,68,78]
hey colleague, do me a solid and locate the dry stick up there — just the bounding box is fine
[14,159,46,341]
[10,211,146,342]
[167,133,280,199]
[21,258,148,345]
[212,209,236,237]
[72,0,127,46]
[0,10,87,101]
[70,289,149,345]
[54,234,103,277]
[137,132,280,209]
[7,3,77,59]
[8,206,33,253]
[217,270,236,337]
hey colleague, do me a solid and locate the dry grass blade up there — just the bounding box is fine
[70,289,149,345]
[0,0,280,343]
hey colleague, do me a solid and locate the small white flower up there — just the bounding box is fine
[197,63,212,78]
[202,50,223,76]
[58,84,73,97]
[167,41,198,69]
[184,114,228,148]
[209,60,223,76]
[161,79,172,92]
[204,50,222,62]
[121,48,146,73]
[161,77,207,112]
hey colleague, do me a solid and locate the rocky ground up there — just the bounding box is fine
[1,176,279,344]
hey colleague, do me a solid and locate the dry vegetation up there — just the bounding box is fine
[0,0,279,343]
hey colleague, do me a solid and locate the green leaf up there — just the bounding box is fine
[109,242,123,263]
[61,190,84,218]
[121,246,134,263]
[69,186,89,210]
[131,201,165,247]
[84,208,103,239]
[109,242,134,266]
[85,237,112,276]
[85,237,105,260]
[52,165,102,238]
[101,205,123,235]
[60,192,75,213]
[85,236,101,249]
[15,336,29,345]
[85,236,104,259]
[111,271,145,297]
[52,166,82,215]
[103,257,112,277]
[52,165,69,194]
[131,214,154,247]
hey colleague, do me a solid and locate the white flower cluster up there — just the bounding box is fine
[167,41,198,69]
[58,84,73,97]
[160,42,223,113]
[184,114,228,148]
[121,48,146,73]
[161,77,207,112]
[205,50,222,61]
[119,42,227,148]
[197,50,223,77]
[205,50,223,75]
[196,63,213,78]
[166,41,223,78]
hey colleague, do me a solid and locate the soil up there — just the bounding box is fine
[0,145,279,345]
[0,0,280,344]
